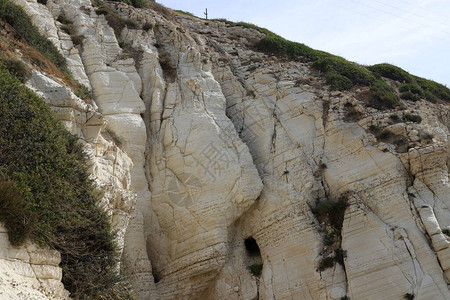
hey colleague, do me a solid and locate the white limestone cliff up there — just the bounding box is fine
[1,1,449,299]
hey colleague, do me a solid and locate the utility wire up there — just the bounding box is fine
[370,0,450,29]
[396,0,450,20]
[334,1,449,44]
[349,0,450,36]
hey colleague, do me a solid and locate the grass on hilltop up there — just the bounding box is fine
[212,20,449,108]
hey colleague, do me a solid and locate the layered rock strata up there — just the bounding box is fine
[1,1,449,299]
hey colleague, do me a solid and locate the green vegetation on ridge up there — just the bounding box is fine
[368,63,450,103]
[216,20,449,107]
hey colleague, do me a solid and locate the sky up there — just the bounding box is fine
[158,0,450,87]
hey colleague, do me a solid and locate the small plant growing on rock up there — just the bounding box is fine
[318,256,335,271]
[248,263,263,276]
[389,114,400,123]
[313,195,349,231]
[403,113,422,123]
[57,12,71,25]
[442,228,450,237]
[334,247,347,265]
[74,85,93,101]
[400,91,421,102]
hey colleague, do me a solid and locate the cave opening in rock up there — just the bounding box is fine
[244,237,263,276]
[245,237,261,256]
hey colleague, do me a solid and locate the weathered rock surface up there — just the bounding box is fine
[0,225,69,300]
[1,1,449,299]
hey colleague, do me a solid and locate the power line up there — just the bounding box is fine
[396,0,450,20]
[334,2,450,45]
[349,0,450,36]
[370,0,450,29]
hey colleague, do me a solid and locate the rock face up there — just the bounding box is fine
[1,1,449,299]
[0,224,69,300]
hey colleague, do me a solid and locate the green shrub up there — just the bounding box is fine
[313,196,349,231]
[367,64,450,103]
[175,10,197,18]
[111,0,148,8]
[74,84,93,100]
[414,76,450,102]
[0,0,67,72]
[314,55,373,86]
[318,256,335,271]
[368,63,413,83]
[422,90,438,103]
[317,249,347,271]
[0,66,132,299]
[400,91,421,102]
[334,248,347,265]
[442,228,450,236]
[389,114,400,122]
[0,55,30,82]
[56,12,71,25]
[369,81,398,109]
[37,0,47,4]
[0,177,36,245]
[248,263,263,276]
[326,72,353,90]
[403,113,422,123]
[399,83,423,95]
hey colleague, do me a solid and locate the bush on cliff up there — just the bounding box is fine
[110,0,148,8]
[0,63,132,299]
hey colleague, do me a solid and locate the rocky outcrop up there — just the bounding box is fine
[0,224,69,300]
[1,1,449,299]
